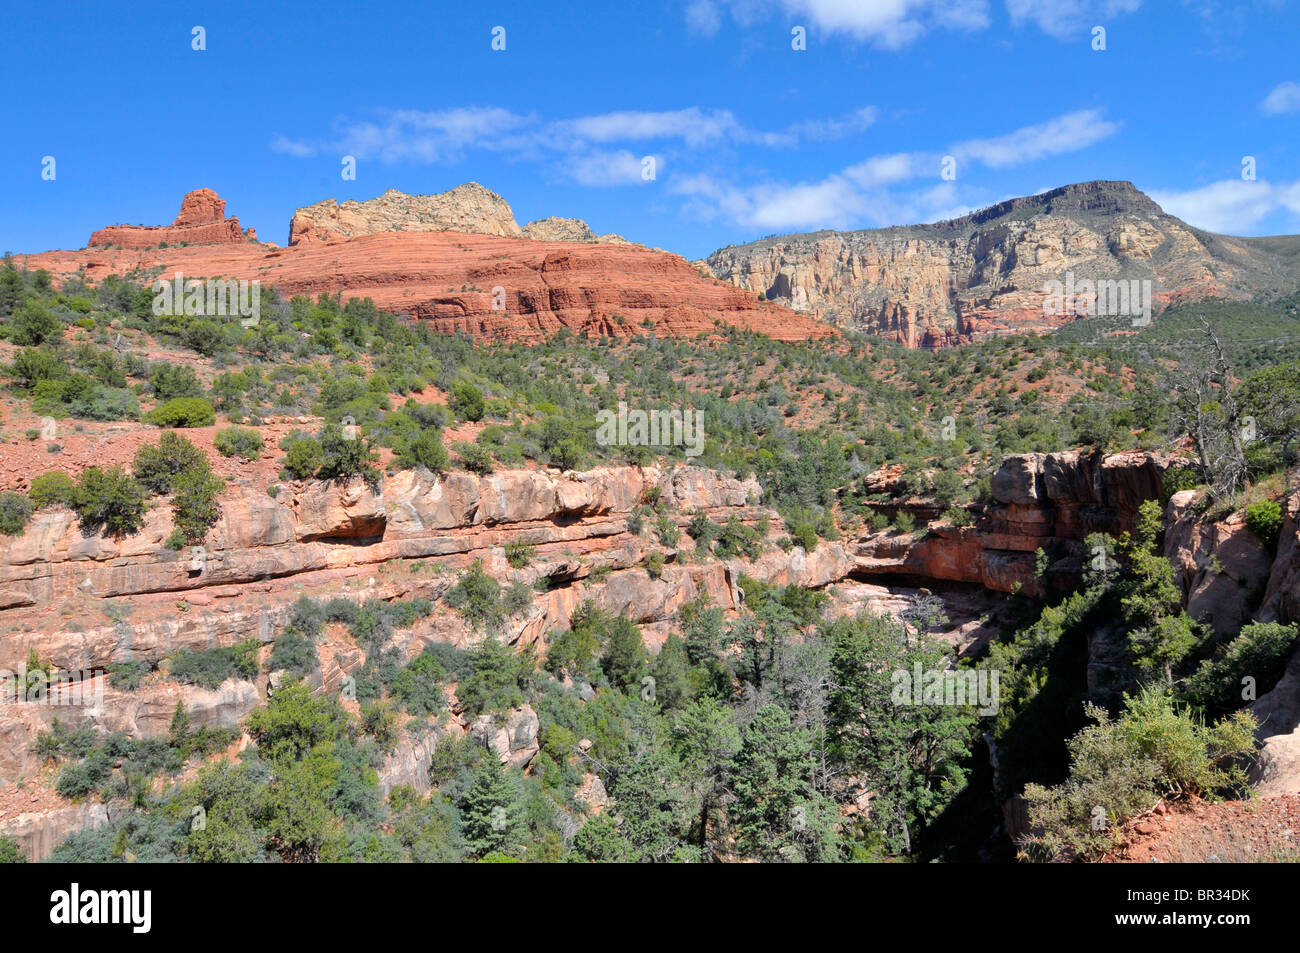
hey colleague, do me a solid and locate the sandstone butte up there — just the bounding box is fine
[87,187,257,248]
[23,188,833,344]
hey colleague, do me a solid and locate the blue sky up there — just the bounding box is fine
[2,0,1298,259]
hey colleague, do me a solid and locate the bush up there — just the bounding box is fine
[394,429,449,474]
[504,542,535,569]
[169,640,261,689]
[132,432,209,494]
[144,397,215,428]
[454,441,495,475]
[941,505,974,527]
[149,364,204,401]
[1244,500,1283,549]
[316,424,379,484]
[445,560,504,632]
[213,426,264,461]
[1182,621,1298,718]
[74,466,147,537]
[0,492,33,536]
[449,381,485,422]
[171,469,225,543]
[1023,687,1257,861]
[28,471,77,508]
[280,434,324,480]
[892,510,916,535]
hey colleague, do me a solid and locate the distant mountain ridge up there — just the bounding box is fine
[701,180,1300,347]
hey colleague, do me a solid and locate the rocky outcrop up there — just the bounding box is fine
[0,802,108,862]
[521,217,629,245]
[289,184,525,244]
[1164,490,1275,637]
[703,181,1300,347]
[289,184,635,248]
[28,203,831,344]
[852,449,1168,594]
[89,188,253,249]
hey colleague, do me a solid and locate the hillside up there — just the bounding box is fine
[702,180,1300,347]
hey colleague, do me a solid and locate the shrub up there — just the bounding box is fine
[316,424,379,484]
[1182,622,1298,718]
[132,432,209,494]
[0,492,33,536]
[892,510,916,535]
[144,397,215,428]
[213,426,264,461]
[941,505,974,528]
[171,469,225,543]
[394,429,449,474]
[280,434,324,480]
[1023,687,1257,861]
[445,560,504,632]
[28,471,77,509]
[268,628,318,679]
[169,640,261,690]
[504,542,535,569]
[454,441,495,475]
[449,381,485,422]
[715,517,761,559]
[74,466,147,537]
[503,581,533,616]
[149,363,203,401]
[1244,500,1283,549]
[645,551,666,579]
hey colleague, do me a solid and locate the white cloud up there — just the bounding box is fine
[780,0,990,47]
[1005,0,1142,40]
[1261,81,1300,115]
[787,106,879,142]
[685,0,723,35]
[954,109,1120,168]
[560,151,660,187]
[1149,178,1300,233]
[270,135,318,158]
[670,109,1122,232]
[556,109,740,147]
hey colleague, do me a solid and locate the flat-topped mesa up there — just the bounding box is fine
[88,188,254,248]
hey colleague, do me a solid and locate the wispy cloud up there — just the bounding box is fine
[1005,0,1142,40]
[953,108,1120,168]
[1149,178,1300,233]
[685,0,990,48]
[672,109,1121,231]
[272,104,881,170]
[1260,81,1300,115]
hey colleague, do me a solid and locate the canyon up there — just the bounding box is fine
[3,449,1298,858]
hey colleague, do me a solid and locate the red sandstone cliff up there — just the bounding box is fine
[88,188,254,249]
[27,191,832,343]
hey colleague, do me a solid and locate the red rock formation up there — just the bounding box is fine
[87,188,250,249]
[29,227,832,343]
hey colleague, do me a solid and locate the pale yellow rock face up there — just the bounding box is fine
[288,183,632,248]
[702,181,1278,347]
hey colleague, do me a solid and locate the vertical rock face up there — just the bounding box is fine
[88,188,252,248]
[702,180,1300,347]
